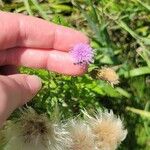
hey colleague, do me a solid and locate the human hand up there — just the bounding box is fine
[0,12,89,127]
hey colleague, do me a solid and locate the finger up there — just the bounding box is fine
[0,12,89,51]
[0,48,87,76]
[0,74,42,127]
[0,65,18,75]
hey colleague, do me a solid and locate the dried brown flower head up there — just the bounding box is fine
[83,110,127,150]
[66,120,97,150]
[96,67,119,86]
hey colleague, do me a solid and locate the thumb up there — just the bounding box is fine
[0,74,42,127]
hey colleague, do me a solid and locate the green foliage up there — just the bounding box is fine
[1,0,150,149]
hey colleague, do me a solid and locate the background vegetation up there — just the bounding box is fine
[0,0,150,149]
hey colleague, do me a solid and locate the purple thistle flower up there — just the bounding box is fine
[70,43,94,66]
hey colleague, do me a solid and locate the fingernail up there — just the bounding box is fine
[26,75,42,95]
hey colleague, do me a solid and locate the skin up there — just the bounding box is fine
[0,12,89,127]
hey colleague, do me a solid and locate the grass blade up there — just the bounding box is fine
[23,0,33,16]
[132,0,150,11]
[30,0,49,21]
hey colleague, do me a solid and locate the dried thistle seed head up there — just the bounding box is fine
[96,67,119,86]
[19,108,55,146]
[3,107,69,150]
[3,120,48,150]
[66,119,97,150]
[83,110,127,150]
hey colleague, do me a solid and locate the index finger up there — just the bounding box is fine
[0,12,89,51]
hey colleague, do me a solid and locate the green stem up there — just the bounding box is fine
[129,67,150,77]
[126,107,150,118]
[124,66,150,78]
[144,102,150,136]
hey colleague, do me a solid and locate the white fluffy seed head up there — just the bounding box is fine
[2,107,70,150]
[66,119,98,150]
[83,110,127,150]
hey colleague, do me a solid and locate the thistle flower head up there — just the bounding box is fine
[66,119,97,150]
[3,107,70,150]
[83,110,127,150]
[70,43,94,66]
[96,67,119,86]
